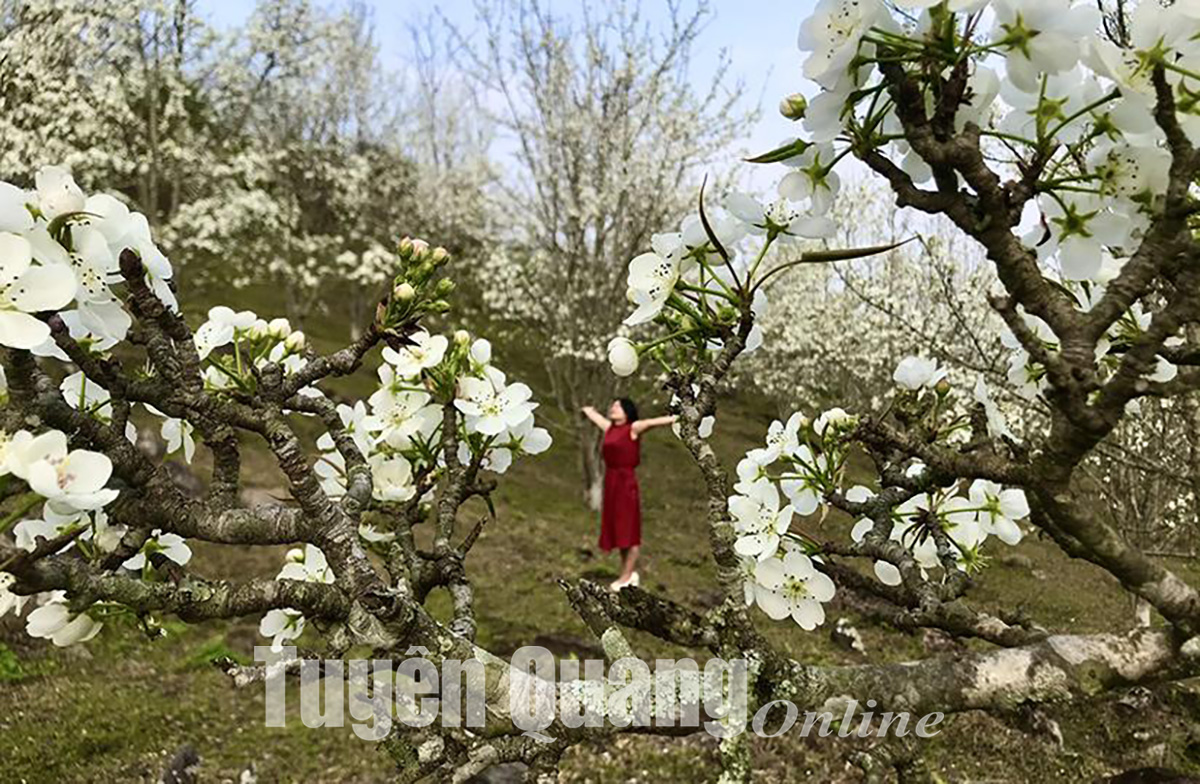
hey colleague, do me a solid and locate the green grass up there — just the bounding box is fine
[5,291,1200,782]
[0,642,24,682]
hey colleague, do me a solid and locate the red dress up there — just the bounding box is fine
[600,423,641,551]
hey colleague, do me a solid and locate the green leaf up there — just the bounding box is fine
[745,138,811,164]
[1043,276,1076,302]
[697,175,731,265]
[799,238,914,263]
[752,238,915,293]
[0,492,42,534]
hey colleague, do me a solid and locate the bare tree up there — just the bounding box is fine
[451,0,750,506]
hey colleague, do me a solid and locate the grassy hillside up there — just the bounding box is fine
[4,296,1200,783]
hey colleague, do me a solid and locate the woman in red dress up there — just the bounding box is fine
[581,399,676,590]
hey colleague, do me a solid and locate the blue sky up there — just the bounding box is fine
[198,0,820,175]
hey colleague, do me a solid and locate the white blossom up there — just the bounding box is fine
[278,544,334,584]
[259,609,305,653]
[893,356,947,391]
[123,529,192,571]
[382,331,449,378]
[992,0,1102,93]
[730,480,795,561]
[162,418,196,463]
[780,445,827,516]
[455,377,536,437]
[26,592,102,647]
[0,232,76,349]
[750,544,836,629]
[0,573,29,618]
[10,430,118,514]
[368,387,439,450]
[623,250,682,326]
[369,453,416,503]
[607,337,639,377]
[797,0,890,91]
[34,166,85,219]
[974,376,1014,441]
[969,480,1029,545]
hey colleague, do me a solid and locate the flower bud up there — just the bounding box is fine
[814,407,855,437]
[248,319,270,339]
[429,300,451,314]
[454,329,471,346]
[607,337,638,377]
[431,247,450,265]
[434,278,455,297]
[393,282,416,301]
[284,330,306,353]
[779,93,807,121]
[398,236,414,258]
[267,317,291,338]
[470,338,492,365]
[935,378,951,397]
[410,262,435,283]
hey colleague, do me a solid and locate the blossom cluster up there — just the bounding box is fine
[793,0,1198,395]
[0,166,174,353]
[728,357,1029,629]
[186,236,551,649]
[0,167,193,645]
[606,195,800,377]
[1001,279,1179,407]
[611,0,1198,391]
[0,427,133,646]
[0,428,191,647]
[599,0,1195,632]
[193,306,317,398]
[313,330,552,506]
[0,163,550,652]
[728,408,854,629]
[259,544,335,651]
[847,477,1028,587]
[266,329,551,649]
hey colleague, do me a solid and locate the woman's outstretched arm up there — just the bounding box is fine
[581,405,611,431]
[631,415,677,437]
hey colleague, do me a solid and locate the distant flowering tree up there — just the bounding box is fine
[162,0,427,323]
[741,182,1010,413]
[5,1,1200,782]
[456,0,749,507]
[0,0,475,327]
[0,0,221,220]
[395,17,496,266]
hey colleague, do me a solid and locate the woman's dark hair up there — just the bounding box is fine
[617,397,639,423]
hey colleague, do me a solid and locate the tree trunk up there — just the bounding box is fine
[579,422,604,511]
[1187,326,1200,556]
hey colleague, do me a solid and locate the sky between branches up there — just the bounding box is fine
[199,0,821,191]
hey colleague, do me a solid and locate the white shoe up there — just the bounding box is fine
[610,572,639,592]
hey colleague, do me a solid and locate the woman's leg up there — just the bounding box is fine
[620,545,640,581]
[611,546,641,589]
